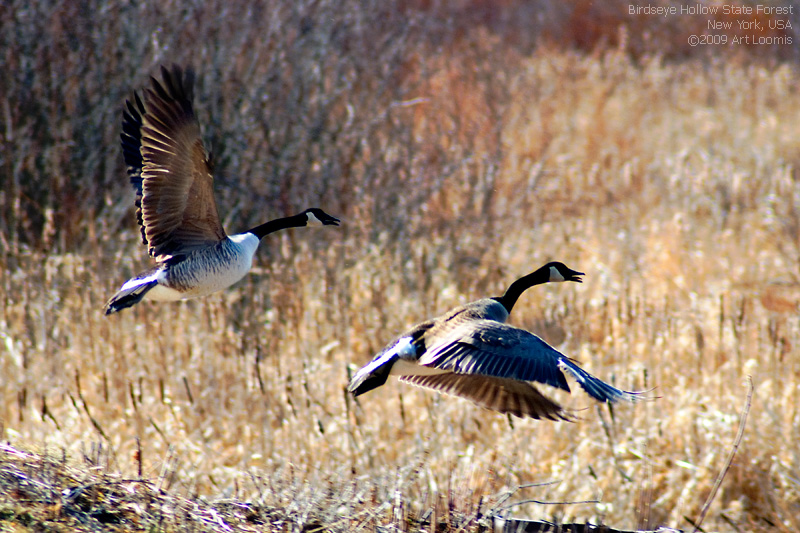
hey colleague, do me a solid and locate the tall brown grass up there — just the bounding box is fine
[1,1,800,531]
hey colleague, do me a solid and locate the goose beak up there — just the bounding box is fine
[321,214,341,226]
[566,269,584,283]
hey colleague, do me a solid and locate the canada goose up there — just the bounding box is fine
[104,65,340,315]
[348,262,641,420]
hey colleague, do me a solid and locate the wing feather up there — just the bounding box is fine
[418,321,572,392]
[558,358,642,403]
[418,320,641,403]
[120,92,147,246]
[399,373,574,421]
[129,65,226,259]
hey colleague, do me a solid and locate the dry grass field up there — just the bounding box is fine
[2,1,800,531]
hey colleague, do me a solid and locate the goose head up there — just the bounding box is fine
[304,208,341,227]
[494,261,584,313]
[545,261,584,283]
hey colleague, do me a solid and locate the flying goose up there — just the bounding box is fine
[348,262,641,420]
[104,65,340,315]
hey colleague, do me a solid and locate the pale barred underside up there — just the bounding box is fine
[399,373,575,421]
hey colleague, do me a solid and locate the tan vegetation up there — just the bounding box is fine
[2,1,800,531]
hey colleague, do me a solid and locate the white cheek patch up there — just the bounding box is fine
[305,211,323,227]
[549,266,566,282]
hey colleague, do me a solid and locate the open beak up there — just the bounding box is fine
[567,269,584,283]
[322,214,341,226]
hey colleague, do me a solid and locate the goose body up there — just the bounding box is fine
[348,262,641,420]
[104,65,339,315]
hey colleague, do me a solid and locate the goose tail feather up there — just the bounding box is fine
[104,276,159,315]
[557,359,642,403]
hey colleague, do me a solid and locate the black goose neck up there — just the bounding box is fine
[493,266,550,313]
[247,213,307,240]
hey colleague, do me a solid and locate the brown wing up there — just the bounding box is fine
[120,92,147,247]
[399,373,574,421]
[137,65,226,259]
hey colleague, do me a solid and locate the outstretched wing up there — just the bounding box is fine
[400,373,574,420]
[120,92,147,246]
[418,321,640,404]
[125,65,226,259]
